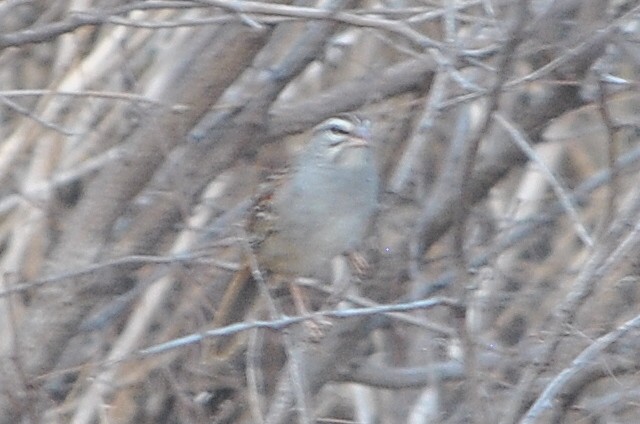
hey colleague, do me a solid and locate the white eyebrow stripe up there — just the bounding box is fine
[325,118,349,128]
[326,118,356,133]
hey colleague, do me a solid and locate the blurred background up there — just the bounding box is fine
[0,0,639,423]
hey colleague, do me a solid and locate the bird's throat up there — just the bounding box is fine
[332,146,370,168]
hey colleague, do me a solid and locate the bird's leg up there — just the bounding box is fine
[323,256,353,308]
[288,281,311,317]
[288,280,330,341]
[348,250,370,276]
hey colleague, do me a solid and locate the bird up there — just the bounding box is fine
[253,113,379,278]
[211,113,379,355]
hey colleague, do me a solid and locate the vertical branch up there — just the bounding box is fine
[595,76,620,237]
[453,0,529,270]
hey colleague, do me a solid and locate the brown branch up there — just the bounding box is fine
[0,23,272,422]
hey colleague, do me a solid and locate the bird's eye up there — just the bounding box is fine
[327,126,350,146]
[328,126,350,136]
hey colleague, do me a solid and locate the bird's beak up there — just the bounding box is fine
[344,137,369,148]
[345,123,371,148]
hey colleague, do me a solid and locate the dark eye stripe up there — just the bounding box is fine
[329,126,350,135]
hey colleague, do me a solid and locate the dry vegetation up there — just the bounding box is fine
[1,0,640,423]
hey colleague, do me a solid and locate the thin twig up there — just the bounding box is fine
[198,0,441,50]
[595,76,620,237]
[494,112,593,248]
[139,297,459,356]
[522,313,640,423]
[388,71,448,193]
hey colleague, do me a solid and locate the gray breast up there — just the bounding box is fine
[259,163,378,278]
